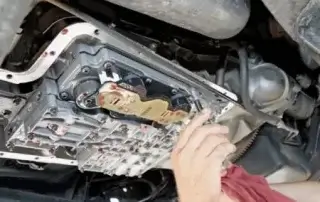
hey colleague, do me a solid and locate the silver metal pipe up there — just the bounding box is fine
[104,0,250,39]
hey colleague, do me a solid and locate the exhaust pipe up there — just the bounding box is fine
[105,0,250,39]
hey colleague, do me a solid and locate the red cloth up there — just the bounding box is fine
[221,165,295,202]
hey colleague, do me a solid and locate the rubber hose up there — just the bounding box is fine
[237,47,281,125]
[216,68,225,86]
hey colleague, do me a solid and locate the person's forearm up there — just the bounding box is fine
[271,181,320,202]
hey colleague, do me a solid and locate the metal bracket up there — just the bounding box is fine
[0,151,77,166]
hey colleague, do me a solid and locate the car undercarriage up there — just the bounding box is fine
[0,0,320,201]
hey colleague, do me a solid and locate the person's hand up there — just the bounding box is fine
[171,109,236,202]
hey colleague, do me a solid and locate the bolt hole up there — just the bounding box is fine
[3,110,11,116]
[49,51,55,56]
[60,92,69,100]
[0,153,4,156]
[6,74,12,79]
[61,28,68,35]
[94,29,99,35]
[35,157,39,160]
[82,67,90,74]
